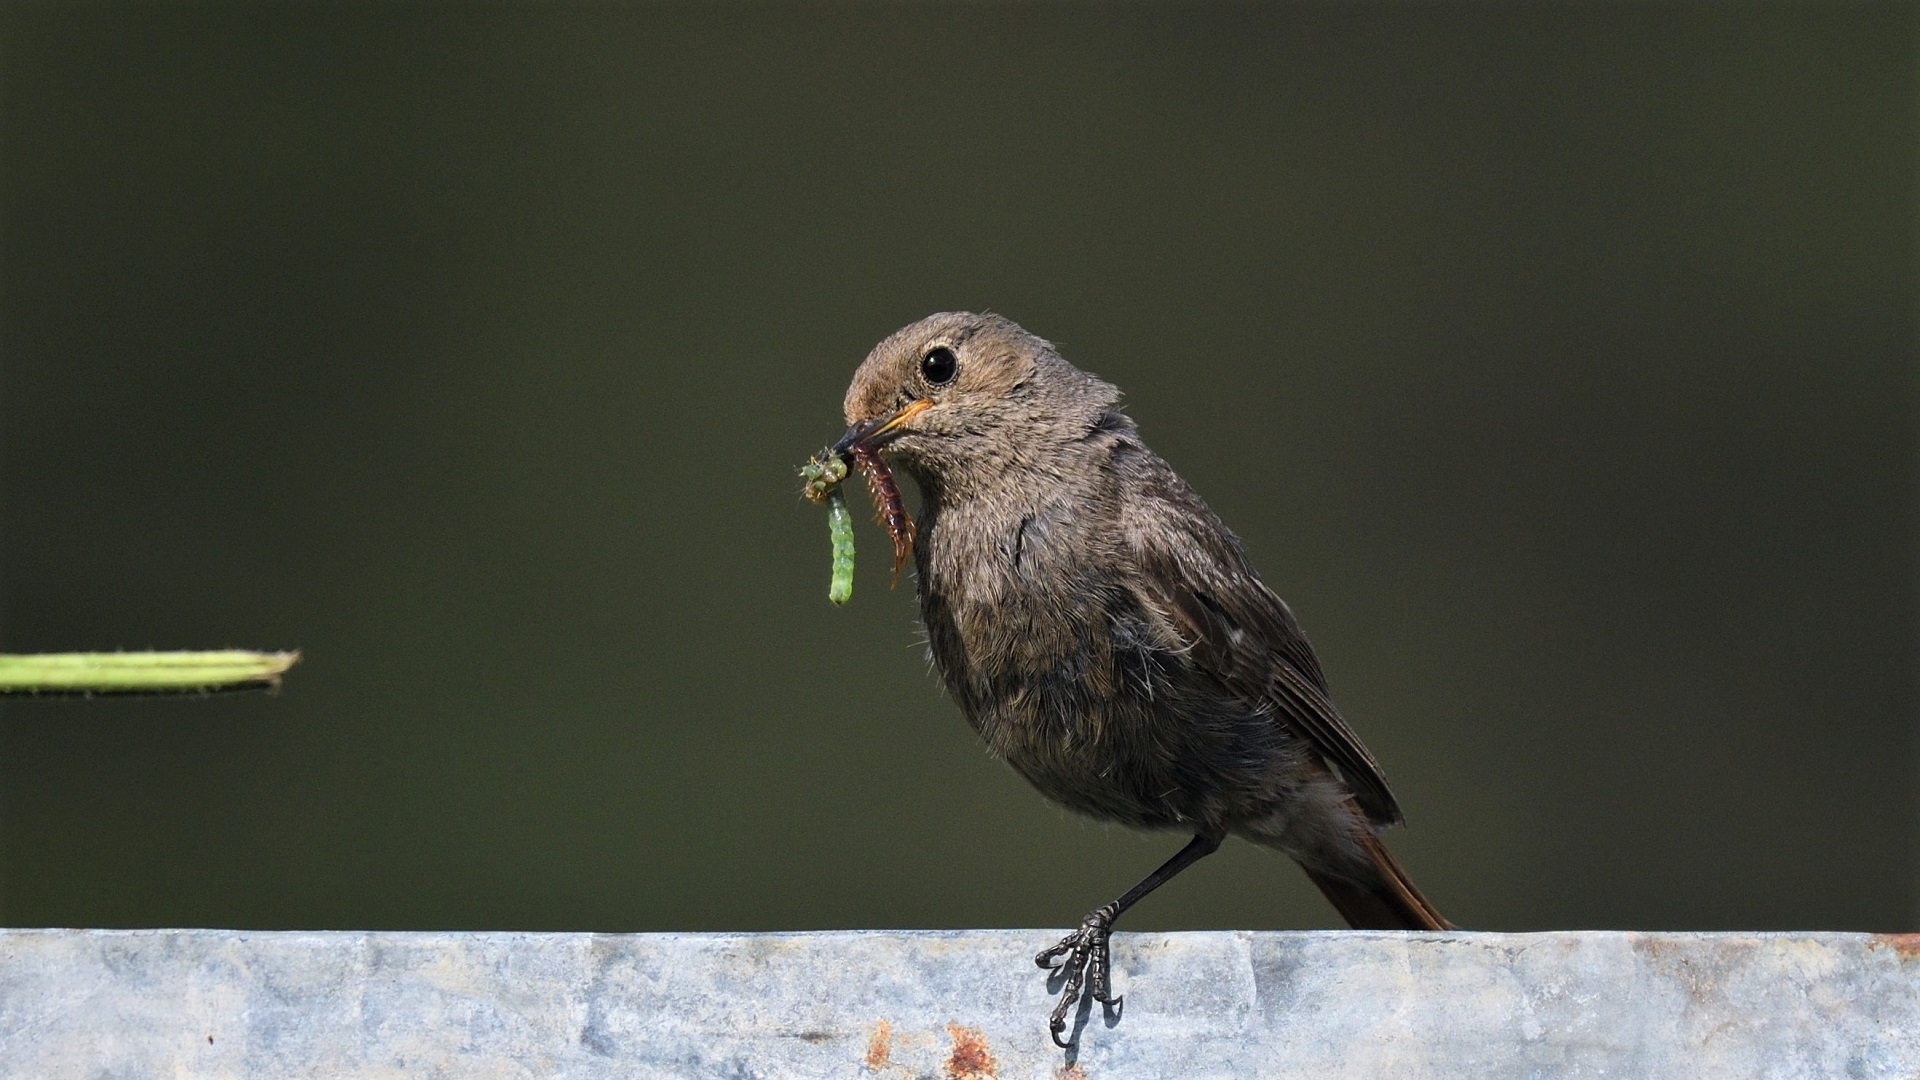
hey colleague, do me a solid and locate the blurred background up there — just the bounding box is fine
[0,3,1912,934]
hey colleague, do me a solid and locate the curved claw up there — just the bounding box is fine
[1035,939,1073,970]
[1050,1015,1074,1049]
[1038,916,1116,1047]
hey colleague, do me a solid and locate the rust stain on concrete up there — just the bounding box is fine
[865,1020,893,1070]
[944,1022,997,1079]
[1869,934,1920,961]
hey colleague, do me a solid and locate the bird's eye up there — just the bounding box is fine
[920,347,958,386]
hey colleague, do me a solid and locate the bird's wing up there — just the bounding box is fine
[1118,456,1404,826]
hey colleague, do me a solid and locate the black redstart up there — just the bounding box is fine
[830,312,1450,1045]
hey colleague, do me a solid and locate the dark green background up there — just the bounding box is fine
[1,4,1912,933]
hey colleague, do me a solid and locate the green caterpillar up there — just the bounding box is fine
[825,488,855,604]
[801,451,856,605]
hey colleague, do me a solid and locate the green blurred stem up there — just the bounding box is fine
[0,651,300,695]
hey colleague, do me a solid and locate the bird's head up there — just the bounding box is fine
[833,312,1122,499]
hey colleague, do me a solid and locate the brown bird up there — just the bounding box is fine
[830,312,1451,1046]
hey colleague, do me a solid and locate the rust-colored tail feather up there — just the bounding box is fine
[1302,832,1454,930]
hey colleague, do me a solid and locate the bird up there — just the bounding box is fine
[828,312,1451,1046]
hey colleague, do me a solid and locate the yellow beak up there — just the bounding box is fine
[833,398,932,454]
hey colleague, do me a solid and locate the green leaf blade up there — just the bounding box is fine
[0,651,301,695]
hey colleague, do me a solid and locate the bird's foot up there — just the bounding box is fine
[1035,908,1119,1048]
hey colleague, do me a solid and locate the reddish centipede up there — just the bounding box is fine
[845,443,914,588]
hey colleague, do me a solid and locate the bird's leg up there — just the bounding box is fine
[1036,829,1224,1046]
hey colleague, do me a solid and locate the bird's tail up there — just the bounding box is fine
[1300,831,1454,931]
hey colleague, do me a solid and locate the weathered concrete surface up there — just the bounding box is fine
[0,929,1915,1078]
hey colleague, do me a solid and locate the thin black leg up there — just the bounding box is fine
[1036,829,1224,1046]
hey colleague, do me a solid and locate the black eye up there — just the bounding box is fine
[920,347,958,386]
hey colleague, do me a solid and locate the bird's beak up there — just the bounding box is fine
[832,399,932,455]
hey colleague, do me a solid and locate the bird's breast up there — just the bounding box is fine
[912,493,1296,830]
[920,500,1106,673]
[916,498,1152,754]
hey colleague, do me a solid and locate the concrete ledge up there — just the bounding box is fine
[0,929,1914,1078]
